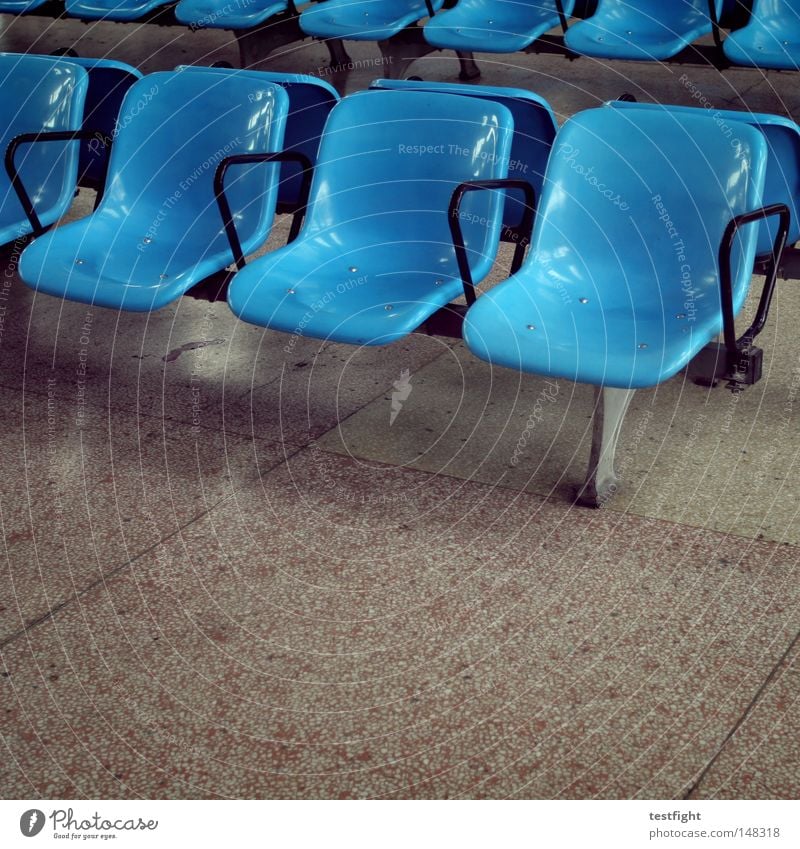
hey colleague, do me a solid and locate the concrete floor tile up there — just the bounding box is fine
[0,384,291,643]
[2,453,798,799]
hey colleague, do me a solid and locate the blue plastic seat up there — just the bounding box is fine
[564,0,722,61]
[0,54,88,248]
[606,99,800,258]
[424,0,575,53]
[226,89,515,346]
[464,107,771,504]
[2,53,142,191]
[464,107,767,388]
[19,70,289,311]
[369,77,557,232]
[723,0,800,70]
[299,0,445,41]
[65,0,173,22]
[175,0,288,29]
[0,0,51,11]
[176,66,339,212]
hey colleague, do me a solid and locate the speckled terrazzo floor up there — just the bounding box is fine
[0,13,799,800]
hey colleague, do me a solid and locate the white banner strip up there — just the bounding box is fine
[1,799,797,848]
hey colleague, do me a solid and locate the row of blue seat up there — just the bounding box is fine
[17,0,800,68]
[1,1,799,71]
[302,0,800,68]
[2,53,796,504]
[424,0,800,68]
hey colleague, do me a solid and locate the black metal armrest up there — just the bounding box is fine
[718,202,791,382]
[424,0,436,17]
[448,178,536,305]
[214,150,313,270]
[555,0,570,33]
[707,0,724,50]
[4,129,109,237]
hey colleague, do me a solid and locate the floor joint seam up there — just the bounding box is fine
[682,626,800,799]
[0,492,237,651]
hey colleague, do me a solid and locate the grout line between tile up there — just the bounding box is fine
[682,627,800,799]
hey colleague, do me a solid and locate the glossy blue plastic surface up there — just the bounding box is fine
[0,0,50,11]
[723,0,800,70]
[176,66,339,210]
[424,0,576,53]
[464,108,768,389]
[227,89,515,346]
[0,55,88,247]
[19,71,289,311]
[607,99,800,256]
[369,77,557,230]
[300,0,445,41]
[65,0,173,22]
[564,0,723,61]
[175,0,288,29]
[2,53,142,190]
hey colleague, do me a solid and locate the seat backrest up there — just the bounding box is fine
[299,90,514,269]
[528,107,766,320]
[70,57,143,189]
[749,0,800,26]
[0,54,88,243]
[369,78,556,233]
[607,99,800,255]
[99,70,288,250]
[1,53,142,191]
[176,66,339,211]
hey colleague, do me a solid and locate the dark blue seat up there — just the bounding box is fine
[607,99,800,258]
[19,70,289,311]
[0,54,88,247]
[176,66,339,213]
[65,0,173,22]
[226,90,515,346]
[564,0,723,61]
[175,0,289,29]
[723,0,800,70]
[369,77,557,232]
[463,107,772,504]
[299,0,445,41]
[424,0,575,53]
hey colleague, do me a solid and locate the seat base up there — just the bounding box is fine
[724,28,800,70]
[175,0,287,30]
[564,6,715,62]
[424,7,565,53]
[227,243,469,347]
[65,0,173,22]
[299,2,438,41]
